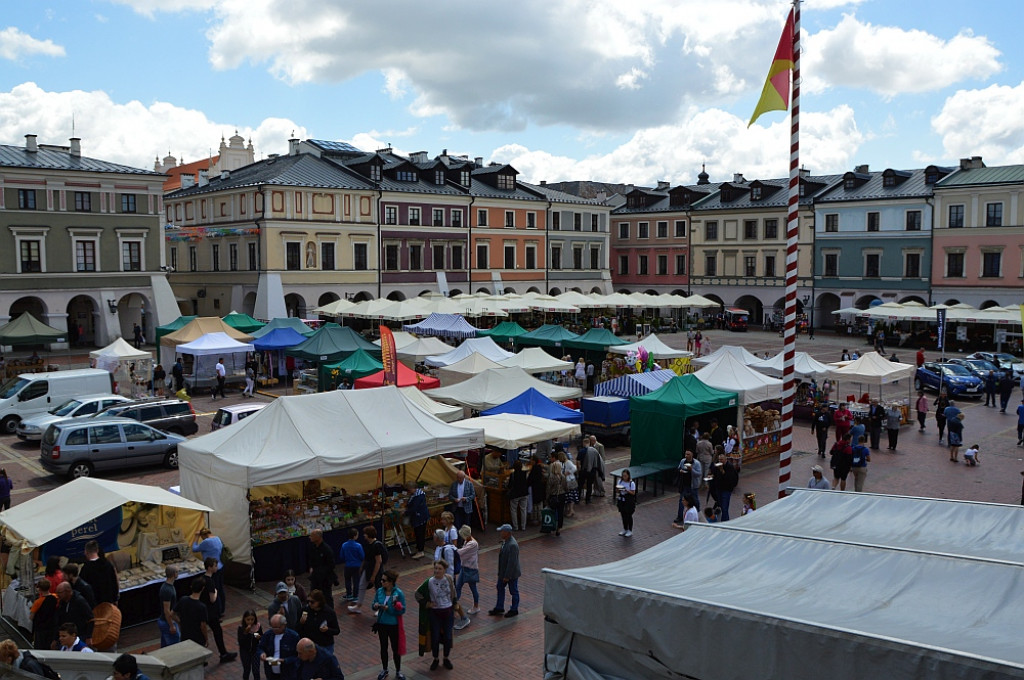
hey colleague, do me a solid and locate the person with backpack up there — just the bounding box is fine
[431,529,458,576]
[348,525,387,615]
[0,640,61,679]
[829,433,854,491]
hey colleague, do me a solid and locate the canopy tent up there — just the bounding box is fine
[90,338,153,398]
[691,344,762,367]
[521,295,579,313]
[476,321,529,345]
[154,315,196,348]
[337,298,404,319]
[450,413,580,449]
[398,386,464,423]
[693,353,784,404]
[359,299,431,322]
[179,386,484,562]
[516,324,581,348]
[594,369,677,398]
[563,328,629,352]
[457,298,510,318]
[480,295,532,314]
[498,347,574,374]
[436,353,505,385]
[221,311,265,334]
[402,313,478,339]
[555,291,604,309]
[286,325,380,363]
[0,477,212,551]
[159,317,252,366]
[176,332,254,356]
[589,292,636,308]
[543,492,1024,680]
[393,337,455,364]
[0,312,66,346]
[629,375,739,465]
[311,298,358,317]
[90,337,150,371]
[251,327,310,352]
[424,337,515,367]
[319,349,384,390]
[750,351,833,379]
[481,387,584,424]
[681,293,722,308]
[831,307,866,318]
[425,367,582,411]
[373,331,418,351]
[249,317,315,339]
[608,334,691,359]
[353,363,441,391]
[827,351,915,386]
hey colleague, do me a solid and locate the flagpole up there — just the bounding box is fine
[778,0,801,498]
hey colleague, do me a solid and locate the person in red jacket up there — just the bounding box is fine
[833,403,853,442]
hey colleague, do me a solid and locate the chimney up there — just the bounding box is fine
[198,169,209,187]
[733,173,745,184]
[25,134,37,153]
[656,180,670,191]
[959,156,985,170]
[799,168,810,179]
[220,170,230,180]
[288,138,300,155]
[69,137,81,158]
[475,157,484,168]
[180,175,195,189]
[410,151,427,163]
[540,180,546,186]
[854,164,869,174]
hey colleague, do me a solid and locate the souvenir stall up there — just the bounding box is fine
[826,352,916,425]
[287,325,381,393]
[750,351,833,420]
[178,387,484,581]
[158,316,252,367]
[0,478,211,628]
[252,326,310,387]
[175,332,255,392]
[691,344,763,367]
[90,338,153,398]
[318,349,383,391]
[608,334,693,376]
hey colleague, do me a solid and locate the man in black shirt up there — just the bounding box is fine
[306,529,336,599]
[61,563,96,609]
[54,582,93,648]
[79,540,118,605]
[173,578,209,647]
[199,558,237,663]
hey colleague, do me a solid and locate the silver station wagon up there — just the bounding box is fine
[40,417,186,479]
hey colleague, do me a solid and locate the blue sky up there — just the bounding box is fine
[0,0,1021,186]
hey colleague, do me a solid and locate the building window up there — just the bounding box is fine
[864,253,880,278]
[18,240,41,272]
[396,170,416,182]
[384,244,399,271]
[229,243,238,271]
[551,212,560,231]
[189,246,197,272]
[591,214,599,232]
[751,186,762,200]
[527,212,537,229]
[824,253,838,277]
[169,246,178,271]
[248,243,257,270]
[17,189,36,210]
[526,245,537,270]
[477,209,488,227]
[573,213,582,231]
[497,174,515,190]
[638,222,649,239]
[122,241,142,271]
[675,254,686,275]
[505,245,516,269]
[946,252,964,277]
[744,220,758,240]
[321,243,335,271]
[385,206,397,225]
[744,255,756,276]
[674,220,687,237]
[981,251,1001,277]
[75,241,96,272]
[435,170,445,185]
[433,209,444,227]
[704,254,716,276]
[550,245,561,270]
[986,203,1003,227]
[433,244,446,270]
[505,211,515,228]
[904,252,921,278]
[460,170,470,186]
[618,255,629,275]
[451,245,463,269]
[408,207,421,226]
[948,205,964,228]
[867,212,880,232]
[409,244,423,270]
[706,221,718,240]
[905,210,922,231]
[657,221,669,238]
[74,192,91,212]
[618,223,629,239]
[657,255,668,275]
[573,248,583,270]
[638,255,648,275]
[477,243,489,269]
[354,243,368,270]
[211,244,220,272]
[369,165,381,181]
[825,214,838,232]
[285,242,301,270]
[590,248,600,269]
[764,254,776,277]
[121,194,137,213]
[452,210,463,228]
[765,219,783,240]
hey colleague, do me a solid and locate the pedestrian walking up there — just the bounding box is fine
[710,453,739,521]
[867,398,885,450]
[808,464,831,490]
[833,402,853,442]
[152,364,166,397]
[340,528,365,603]
[213,357,227,400]
[403,489,428,560]
[885,403,902,451]
[999,371,1015,412]
[372,569,406,680]
[158,566,180,648]
[506,460,530,531]
[236,610,262,680]
[615,470,636,537]
[488,524,521,618]
[676,450,702,512]
[0,468,14,511]
[172,357,185,391]
[944,400,964,462]
[306,529,336,600]
[811,403,831,458]
[418,560,456,671]
[454,525,480,616]
[984,371,997,407]
[545,461,568,536]
[297,589,339,653]
[829,433,853,491]
[242,363,255,397]
[132,323,143,349]
[915,391,929,432]
[851,436,870,492]
[934,392,950,443]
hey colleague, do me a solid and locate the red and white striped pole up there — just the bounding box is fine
[779,0,801,498]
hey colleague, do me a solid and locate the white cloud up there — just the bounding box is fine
[615,68,648,91]
[0,27,65,61]
[0,82,305,169]
[932,81,1024,164]
[106,0,213,18]
[803,15,1002,96]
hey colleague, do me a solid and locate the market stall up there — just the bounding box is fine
[353,363,441,391]
[476,321,529,346]
[608,333,693,375]
[751,351,833,418]
[425,367,582,411]
[481,387,584,424]
[249,317,315,339]
[691,344,763,367]
[154,315,196,350]
[402,313,479,340]
[827,351,916,424]
[424,337,514,367]
[393,336,453,365]
[595,369,676,398]
[516,324,581,349]
[497,347,574,375]
[222,311,266,335]
[399,386,464,423]
[372,331,418,351]
[318,349,384,391]
[0,313,67,352]
[178,387,484,579]
[436,353,505,386]
[175,332,254,391]
[0,478,212,628]
[159,316,252,367]
[90,338,153,398]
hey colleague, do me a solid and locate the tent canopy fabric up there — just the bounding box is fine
[251,327,310,352]
[751,351,833,379]
[320,349,384,386]
[0,312,67,345]
[374,331,418,351]
[287,325,380,362]
[221,312,265,334]
[0,478,211,550]
[398,386,464,422]
[498,347,574,374]
[543,492,1024,680]
[90,338,150,363]
[481,387,584,424]
[594,369,676,398]
[425,367,582,410]
[563,328,629,352]
[436,353,505,385]
[608,334,691,359]
[450,413,580,449]
[176,332,254,356]
[476,321,529,344]
[178,386,484,562]
[353,363,440,391]
[250,317,315,339]
[693,353,784,404]
[516,324,580,348]
[691,344,762,367]
[827,351,915,386]
[425,337,514,367]
[393,336,455,364]
[160,317,252,347]
[312,298,358,317]
[402,313,478,339]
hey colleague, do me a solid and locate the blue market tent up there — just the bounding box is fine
[252,327,310,351]
[403,313,478,340]
[594,369,677,398]
[481,387,584,424]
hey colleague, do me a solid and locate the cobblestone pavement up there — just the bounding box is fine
[1,329,1021,678]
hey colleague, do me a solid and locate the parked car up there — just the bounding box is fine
[966,352,1024,380]
[40,418,186,479]
[15,394,131,442]
[210,403,267,431]
[946,357,1002,380]
[0,368,114,434]
[914,362,983,397]
[93,398,198,436]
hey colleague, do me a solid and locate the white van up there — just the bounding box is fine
[0,369,114,434]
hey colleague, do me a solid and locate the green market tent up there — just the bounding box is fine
[0,313,66,346]
[154,315,196,348]
[629,375,739,466]
[564,328,628,352]
[516,324,580,349]
[249,317,315,339]
[222,312,265,334]
[286,325,381,363]
[477,321,529,345]
[318,349,384,390]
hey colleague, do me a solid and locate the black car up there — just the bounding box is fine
[93,398,199,436]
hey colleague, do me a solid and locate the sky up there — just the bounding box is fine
[0,0,1021,187]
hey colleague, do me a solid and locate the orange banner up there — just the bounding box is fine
[379,325,398,386]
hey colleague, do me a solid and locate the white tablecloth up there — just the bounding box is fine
[2,581,33,631]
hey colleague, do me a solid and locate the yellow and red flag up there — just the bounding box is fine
[748,9,795,127]
[379,325,398,386]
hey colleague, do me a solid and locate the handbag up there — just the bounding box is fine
[566,476,579,491]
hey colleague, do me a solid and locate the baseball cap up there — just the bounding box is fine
[811,465,823,473]
[276,582,289,594]
[497,523,514,532]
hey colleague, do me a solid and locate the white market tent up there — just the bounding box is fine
[373,331,418,351]
[543,491,1024,680]
[450,413,581,449]
[608,333,691,359]
[398,386,464,423]
[436,352,506,385]
[826,351,915,386]
[750,351,833,379]
[498,347,574,374]
[90,337,150,371]
[425,367,582,410]
[425,336,515,367]
[176,331,254,356]
[0,478,212,550]
[90,338,153,398]
[178,387,484,562]
[312,298,358,317]
[691,343,762,367]
[394,336,454,364]
[693,353,784,404]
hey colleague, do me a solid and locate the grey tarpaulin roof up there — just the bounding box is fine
[543,491,1023,680]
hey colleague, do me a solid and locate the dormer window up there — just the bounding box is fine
[369,165,382,182]
[496,174,515,190]
[751,186,762,200]
[844,178,855,190]
[926,171,938,184]
[396,170,417,182]
[460,170,470,186]
[435,170,445,185]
